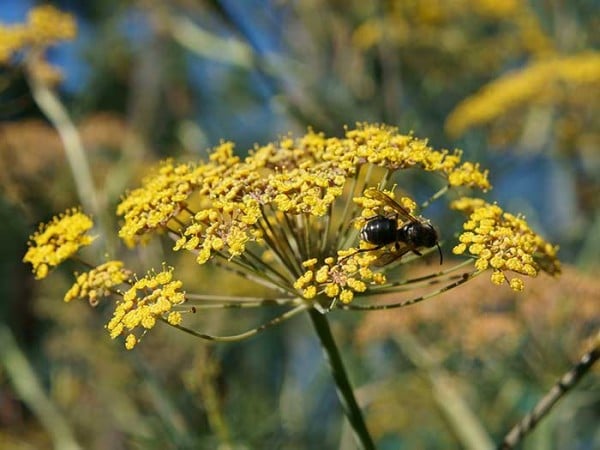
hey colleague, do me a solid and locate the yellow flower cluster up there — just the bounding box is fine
[0,25,28,63]
[120,125,489,268]
[446,52,600,138]
[25,120,563,349]
[344,124,490,190]
[451,198,560,291]
[172,143,265,263]
[0,5,76,63]
[64,261,132,306]
[352,0,552,73]
[270,167,345,216]
[117,160,204,245]
[106,268,186,350]
[27,5,77,44]
[294,252,386,304]
[173,196,263,264]
[23,208,95,279]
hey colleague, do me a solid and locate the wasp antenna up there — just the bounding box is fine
[436,242,443,265]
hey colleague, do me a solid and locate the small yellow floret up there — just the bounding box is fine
[509,278,525,291]
[303,286,317,299]
[106,268,186,349]
[453,197,559,290]
[23,208,95,279]
[339,290,354,304]
[64,261,131,305]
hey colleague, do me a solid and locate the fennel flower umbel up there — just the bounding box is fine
[24,123,561,450]
[25,123,559,346]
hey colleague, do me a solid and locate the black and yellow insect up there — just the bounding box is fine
[357,188,442,266]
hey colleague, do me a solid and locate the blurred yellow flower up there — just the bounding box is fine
[0,5,76,64]
[451,197,560,291]
[0,24,28,63]
[23,208,95,279]
[64,261,132,306]
[106,268,186,350]
[26,4,77,45]
[446,52,600,138]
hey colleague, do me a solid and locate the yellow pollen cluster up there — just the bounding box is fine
[0,5,76,63]
[23,208,95,279]
[294,252,385,304]
[270,166,345,216]
[0,25,28,63]
[27,5,77,45]
[166,142,266,263]
[448,162,491,191]
[117,161,202,244]
[451,197,560,290]
[343,124,490,190]
[64,261,132,306]
[174,197,263,263]
[106,268,186,350]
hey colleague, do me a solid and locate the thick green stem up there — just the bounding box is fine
[308,308,375,450]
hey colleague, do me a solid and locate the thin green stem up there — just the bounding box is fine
[499,339,600,450]
[308,309,375,450]
[180,294,300,310]
[319,203,334,257]
[335,170,365,251]
[421,184,449,210]
[261,206,304,277]
[258,207,292,257]
[286,213,307,261]
[361,272,466,295]
[363,259,474,293]
[184,293,295,303]
[212,253,294,296]
[168,304,308,342]
[0,325,82,450]
[340,270,480,311]
[26,60,99,217]
[166,230,294,296]
[218,252,294,295]
[302,213,312,261]
[376,168,391,190]
[240,249,293,286]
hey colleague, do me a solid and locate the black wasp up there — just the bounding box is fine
[356,188,442,266]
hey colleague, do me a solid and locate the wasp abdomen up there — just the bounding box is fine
[360,216,398,246]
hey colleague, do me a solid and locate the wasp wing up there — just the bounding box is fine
[364,188,418,223]
[370,245,412,267]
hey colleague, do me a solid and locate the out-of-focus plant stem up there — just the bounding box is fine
[160,9,334,130]
[196,346,233,450]
[26,57,99,218]
[308,308,375,450]
[499,333,600,449]
[0,324,82,450]
[167,14,254,69]
[394,333,495,450]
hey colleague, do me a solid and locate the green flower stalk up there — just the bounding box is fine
[24,123,560,448]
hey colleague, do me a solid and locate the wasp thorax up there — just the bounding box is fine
[402,221,438,248]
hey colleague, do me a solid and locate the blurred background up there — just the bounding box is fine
[0,1,598,449]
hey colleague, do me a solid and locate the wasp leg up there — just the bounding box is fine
[338,244,385,264]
